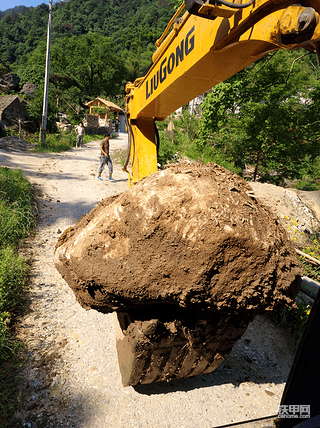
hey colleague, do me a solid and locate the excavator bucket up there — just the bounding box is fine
[114,308,252,387]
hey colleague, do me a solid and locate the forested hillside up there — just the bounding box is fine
[0,0,175,124]
[0,0,175,69]
[0,5,32,20]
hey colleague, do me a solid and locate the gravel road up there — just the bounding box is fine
[0,134,297,428]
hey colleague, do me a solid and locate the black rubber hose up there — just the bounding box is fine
[123,113,131,170]
[216,0,254,9]
[155,121,160,157]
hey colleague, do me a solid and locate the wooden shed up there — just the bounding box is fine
[86,97,123,120]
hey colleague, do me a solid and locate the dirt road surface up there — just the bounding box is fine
[0,134,300,428]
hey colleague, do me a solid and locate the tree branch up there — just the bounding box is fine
[285,53,312,84]
[296,249,320,266]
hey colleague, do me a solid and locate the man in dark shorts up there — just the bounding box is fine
[75,123,85,148]
[97,132,114,181]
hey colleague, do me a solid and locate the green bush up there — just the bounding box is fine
[0,167,34,359]
[0,168,34,246]
[158,131,178,166]
[294,180,320,191]
[0,167,34,423]
[0,247,29,313]
[268,301,311,350]
[299,230,320,282]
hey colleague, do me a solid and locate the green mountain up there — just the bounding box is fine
[0,0,176,126]
[0,5,32,19]
[0,0,175,67]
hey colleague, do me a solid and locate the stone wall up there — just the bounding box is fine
[85,126,111,135]
[83,114,112,135]
[83,114,98,127]
[0,73,20,94]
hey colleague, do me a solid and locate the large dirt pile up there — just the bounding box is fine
[54,161,302,315]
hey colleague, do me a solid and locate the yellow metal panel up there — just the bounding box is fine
[130,117,157,183]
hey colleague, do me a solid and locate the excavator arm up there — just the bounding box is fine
[124,0,320,184]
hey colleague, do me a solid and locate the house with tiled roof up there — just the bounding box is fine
[0,95,30,136]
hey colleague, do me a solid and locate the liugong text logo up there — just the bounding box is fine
[146,26,195,100]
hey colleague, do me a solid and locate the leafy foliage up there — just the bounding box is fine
[26,83,58,132]
[0,0,176,127]
[0,0,175,76]
[294,180,320,191]
[0,168,35,246]
[196,50,320,182]
[17,32,127,116]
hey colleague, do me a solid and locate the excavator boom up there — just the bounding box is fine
[124,0,320,183]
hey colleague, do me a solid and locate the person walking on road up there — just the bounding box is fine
[98,132,114,181]
[75,123,85,148]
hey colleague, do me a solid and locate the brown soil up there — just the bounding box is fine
[55,161,302,316]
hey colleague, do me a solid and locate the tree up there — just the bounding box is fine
[197,49,320,182]
[50,33,127,99]
[27,84,58,132]
[0,0,175,70]
[16,33,127,114]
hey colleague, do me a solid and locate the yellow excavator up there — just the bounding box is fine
[119,2,320,427]
[123,0,320,184]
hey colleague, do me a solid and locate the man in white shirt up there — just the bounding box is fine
[75,123,85,148]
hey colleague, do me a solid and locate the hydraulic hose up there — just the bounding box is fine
[216,0,254,9]
[155,120,160,157]
[123,113,133,187]
[123,113,131,171]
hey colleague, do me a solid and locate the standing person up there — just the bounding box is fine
[75,123,85,148]
[115,117,120,133]
[98,132,114,181]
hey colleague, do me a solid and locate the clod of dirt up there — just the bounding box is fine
[54,161,302,315]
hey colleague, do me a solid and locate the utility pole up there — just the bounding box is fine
[40,0,53,147]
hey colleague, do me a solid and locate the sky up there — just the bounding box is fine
[0,0,59,11]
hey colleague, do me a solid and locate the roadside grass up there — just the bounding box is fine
[294,179,320,191]
[27,132,104,153]
[26,131,127,164]
[113,148,128,165]
[268,301,311,350]
[269,224,320,350]
[0,167,35,426]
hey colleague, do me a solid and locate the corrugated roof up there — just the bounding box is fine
[86,97,123,111]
